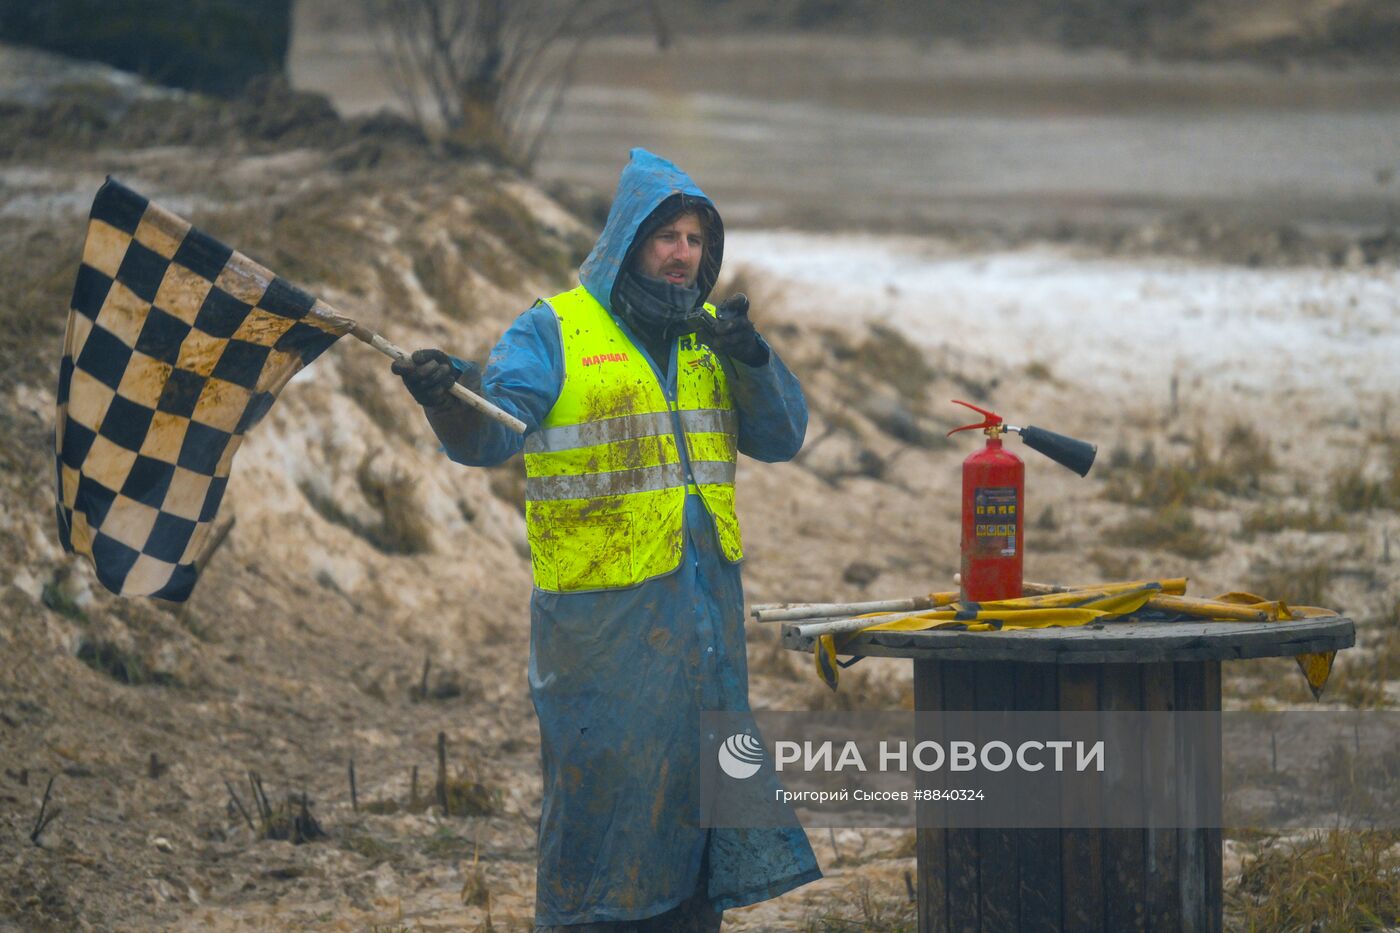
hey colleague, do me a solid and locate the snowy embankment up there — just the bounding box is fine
[728,230,1400,415]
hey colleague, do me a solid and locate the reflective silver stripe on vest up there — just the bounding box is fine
[525,410,675,454]
[526,462,688,501]
[677,408,737,437]
[690,459,737,486]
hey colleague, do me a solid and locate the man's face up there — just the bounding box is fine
[636,212,704,288]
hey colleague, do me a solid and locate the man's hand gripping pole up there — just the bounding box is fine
[349,324,528,434]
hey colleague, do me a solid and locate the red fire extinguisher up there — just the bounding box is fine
[948,400,1098,602]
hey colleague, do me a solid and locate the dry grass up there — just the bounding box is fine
[340,352,413,440]
[459,841,492,908]
[712,264,783,314]
[204,173,578,324]
[1224,657,1317,706]
[299,453,434,555]
[412,235,479,321]
[748,627,804,682]
[1102,421,1278,566]
[40,578,87,622]
[354,452,435,555]
[1102,456,1208,508]
[359,831,508,932]
[1102,424,1276,510]
[1227,597,1399,707]
[1331,463,1400,512]
[466,188,574,291]
[1227,830,1400,932]
[1087,546,1145,580]
[441,772,501,818]
[800,877,917,932]
[232,773,327,845]
[1324,653,1392,708]
[361,798,403,815]
[1248,559,1334,609]
[719,269,953,451]
[878,832,919,860]
[341,827,404,864]
[830,323,939,413]
[0,225,84,399]
[75,639,177,687]
[1024,359,1055,381]
[810,322,953,449]
[1321,598,1400,708]
[1104,503,1221,559]
[1330,467,1388,511]
[342,814,499,876]
[207,195,381,300]
[1241,504,1348,539]
[805,664,914,711]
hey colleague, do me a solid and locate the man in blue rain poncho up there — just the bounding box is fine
[393,149,820,930]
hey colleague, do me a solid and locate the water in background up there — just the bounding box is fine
[291,33,1400,234]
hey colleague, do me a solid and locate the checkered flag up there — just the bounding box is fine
[55,179,355,601]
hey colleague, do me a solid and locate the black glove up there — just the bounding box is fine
[391,348,480,408]
[705,294,768,366]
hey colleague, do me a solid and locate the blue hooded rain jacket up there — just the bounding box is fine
[441,148,821,925]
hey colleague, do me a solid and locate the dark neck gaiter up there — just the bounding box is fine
[612,269,703,345]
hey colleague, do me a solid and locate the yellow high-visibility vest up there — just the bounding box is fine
[523,285,743,592]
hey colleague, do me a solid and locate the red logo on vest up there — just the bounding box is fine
[581,352,629,366]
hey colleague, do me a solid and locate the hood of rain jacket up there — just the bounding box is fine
[578,147,725,313]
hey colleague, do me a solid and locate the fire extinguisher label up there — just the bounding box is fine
[973,486,1019,557]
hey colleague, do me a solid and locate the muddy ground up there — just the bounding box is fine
[2,36,1400,933]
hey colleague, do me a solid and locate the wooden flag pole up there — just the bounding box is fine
[752,594,956,623]
[795,608,943,639]
[348,325,527,435]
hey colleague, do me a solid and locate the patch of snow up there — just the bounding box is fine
[727,230,1400,406]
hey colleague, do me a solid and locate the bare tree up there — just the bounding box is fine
[365,0,668,169]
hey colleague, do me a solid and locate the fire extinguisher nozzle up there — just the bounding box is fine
[1018,425,1097,477]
